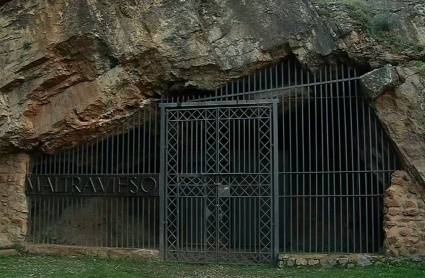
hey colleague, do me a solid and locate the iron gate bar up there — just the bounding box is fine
[160,101,278,264]
[272,100,279,265]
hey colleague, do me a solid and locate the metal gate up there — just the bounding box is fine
[160,100,279,264]
[25,59,401,266]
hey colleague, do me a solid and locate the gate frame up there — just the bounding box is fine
[159,99,279,264]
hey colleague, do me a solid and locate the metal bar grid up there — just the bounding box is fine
[162,103,276,264]
[26,104,161,250]
[276,63,399,254]
[25,58,401,265]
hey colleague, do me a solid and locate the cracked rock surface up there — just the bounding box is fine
[0,0,424,154]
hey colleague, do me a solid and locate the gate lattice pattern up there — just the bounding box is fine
[162,103,277,264]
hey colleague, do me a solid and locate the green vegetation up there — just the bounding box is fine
[312,0,425,54]
[1,255,425,278]
[398,60,425,76]
[23,42,32,50]
[409,60,425,76]
[372,13,397,32]
[415,61,424,68]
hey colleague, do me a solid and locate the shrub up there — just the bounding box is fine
[372,13,397,32]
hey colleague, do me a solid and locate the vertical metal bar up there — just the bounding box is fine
[314,70,318,252]
[272,100,279,264]
[331,67,337,252]
[368,104,375,253]
[280,61,286,253]
[375,110,381,250]
[288,61,293,252]
[143,107,147,174]
[161,107,168,260]
[254,110,259,256]
[248,75,251,100]
[149,106,153,174]
[325,67,331,253]
[110,127,120,247]
[319,68,325,252]
[233,117,238,253]
[195,117,199,252]
[386,116,391,189]
[189,192,193,252]
[85,142,89,247]
[68,148,75,243]
[76,145,83,247]
[294,61,299,251]
[110,131,114,246]
[307,71,312,253]
[53,152,57,175]
[360,96,367,253]
[32,194,37,244]
[242,107,248,252]
[259,67,262,93]
[336,64,342,252]
[348,66,355,253]
[54,153,58,245]
[135,196,139,248]
[341,64,349,252]
[201,111,206,257]
[301,66,306,252]
[352,68,361,252]
[120,126,124,247]
[148,195,151,249]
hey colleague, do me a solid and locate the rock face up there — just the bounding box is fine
[0,0,338,153]
[373,65,425,186]
[384,171,425,258]
[0,152,29,248]
[359,64,400,100]
[0,0,424,154]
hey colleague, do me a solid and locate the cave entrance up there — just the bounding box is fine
[25,59,400,265]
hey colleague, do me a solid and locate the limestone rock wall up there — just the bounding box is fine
[384,171,425,258]
[0,0,336,154]
[373,65,425,187]
[0,152,30,248]
[0,0,424,154]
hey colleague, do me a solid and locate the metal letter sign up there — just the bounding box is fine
[160,100,279,264]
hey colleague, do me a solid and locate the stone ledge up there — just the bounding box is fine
[24,244,159,260]
[279,253,392,268]
[0,249,19,257]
